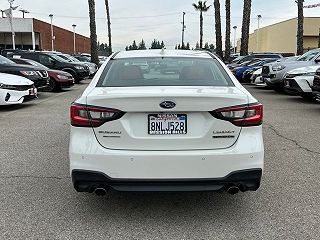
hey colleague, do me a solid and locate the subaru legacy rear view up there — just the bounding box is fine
[69,50,264,195]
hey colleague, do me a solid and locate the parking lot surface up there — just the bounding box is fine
[0,81,319,240]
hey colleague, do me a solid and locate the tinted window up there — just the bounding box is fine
[97,57,234,87]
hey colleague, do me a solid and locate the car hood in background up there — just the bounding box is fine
[287,65,320,75]
[0,73,34,85]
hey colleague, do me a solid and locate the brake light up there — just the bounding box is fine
[70,103,124,127]
[211,103,263,127]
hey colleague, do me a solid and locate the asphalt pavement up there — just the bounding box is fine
[0,81,319,240]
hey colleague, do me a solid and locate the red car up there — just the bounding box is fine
[10,58,74,92]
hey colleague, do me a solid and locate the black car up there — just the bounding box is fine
[0,55,49,89]
[12,52,90,83]
[312,68,320,101]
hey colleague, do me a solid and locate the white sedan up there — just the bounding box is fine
[69,50,264,195]
[0,73,37,106]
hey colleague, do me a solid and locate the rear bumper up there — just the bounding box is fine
[72,169,262,192]
[70,126,264,192]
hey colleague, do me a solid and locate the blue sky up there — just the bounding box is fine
[1,0,320,50]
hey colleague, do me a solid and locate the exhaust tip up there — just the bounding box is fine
[226,186,240,195]
[94,187,107,196]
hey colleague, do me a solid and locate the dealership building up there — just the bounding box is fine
[0,18,90,54]
[237,17,320,55]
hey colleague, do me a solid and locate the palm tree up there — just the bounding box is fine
[104,0,112,54]
[225,0,231,61]
[192,1,211,48]
[240,0,252,56]
[88,0,99,65]
[296,0,304,55]
[214,0,223,59]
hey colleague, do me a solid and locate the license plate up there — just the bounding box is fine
[148,114,187,135]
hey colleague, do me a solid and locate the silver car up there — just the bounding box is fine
[261,49,320,89]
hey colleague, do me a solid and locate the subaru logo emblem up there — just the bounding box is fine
[160,100,176,109]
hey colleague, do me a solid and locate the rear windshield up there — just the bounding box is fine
[97,57,233,87]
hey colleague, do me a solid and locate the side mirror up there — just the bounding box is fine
[315,68,320,78]
[314,58,320,63]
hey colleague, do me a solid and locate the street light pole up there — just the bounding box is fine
[181,12,186,48]
[72,24,76,54]
[8,0,15,50]
[233,26,237,54]
[257,15,262,53]
[49,14,54,51]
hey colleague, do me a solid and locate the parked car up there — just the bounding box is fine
[55,53,98,77]
[283,65,319,99]
[261,48,320,90]
[227,53,283,70]
[311,68,320,101]
[10,58,74,92]
[70,50,264,196]
[12,52,90,83]
[235,59,279,82]
[0,55,49,89]
[0,73,37,105]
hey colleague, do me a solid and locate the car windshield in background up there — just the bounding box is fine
[0,56,15,65]
[97,57,233,87]
[296,50,320,61]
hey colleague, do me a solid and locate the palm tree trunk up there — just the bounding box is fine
[297,0,304,55]
[88,0,99,65]
[225,0,231,61]
[200,11,203,48]
[240,0,252,56]
[214,0,223,59]
[105,0,112,54]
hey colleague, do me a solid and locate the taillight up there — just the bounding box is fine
[70,103,124,127]
[211,103,263,127]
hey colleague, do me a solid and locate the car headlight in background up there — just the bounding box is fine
[75,66,84,70]
[20,71,37,76]
[272,65,286,71]
[57,74,70,80]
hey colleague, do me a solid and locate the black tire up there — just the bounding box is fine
[47,78,61,92]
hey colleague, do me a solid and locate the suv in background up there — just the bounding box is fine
[13,52,90,83]
[261,48,320,89]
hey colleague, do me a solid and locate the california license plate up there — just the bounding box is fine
[148,114,187,135]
